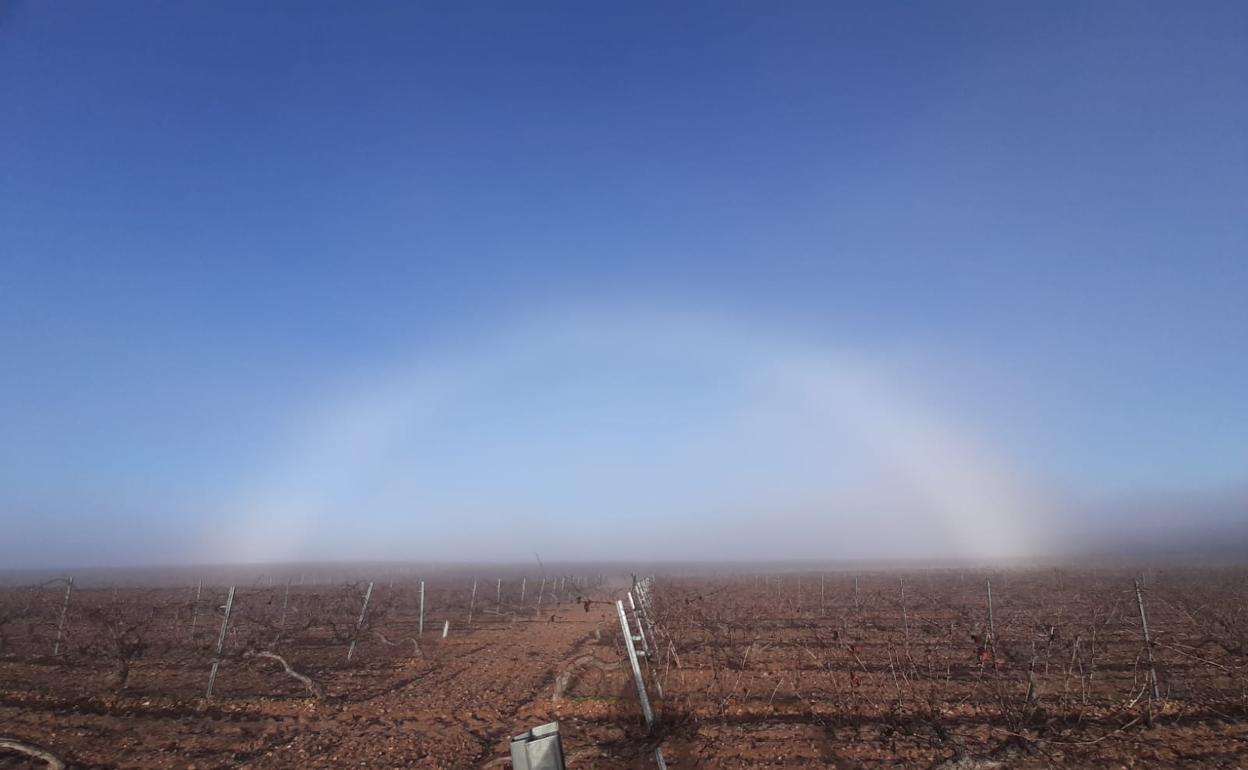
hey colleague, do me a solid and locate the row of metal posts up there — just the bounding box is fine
[616,577,667,770]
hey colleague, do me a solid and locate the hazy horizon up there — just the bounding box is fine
[3,2,1245,569]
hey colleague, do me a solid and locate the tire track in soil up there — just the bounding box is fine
[444,606,625,767]
[0,600,626,769]
[242,602,624,769]
[471,602,654,770]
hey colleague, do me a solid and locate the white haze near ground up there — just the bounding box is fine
[183,307,1242,569]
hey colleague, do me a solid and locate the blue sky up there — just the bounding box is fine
[2,2,1245,567]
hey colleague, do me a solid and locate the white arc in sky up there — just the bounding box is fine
[214,309,1050,564]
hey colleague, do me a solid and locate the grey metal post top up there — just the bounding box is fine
[510,721,566,770]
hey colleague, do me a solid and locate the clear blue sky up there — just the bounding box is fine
[2,2,1245,567]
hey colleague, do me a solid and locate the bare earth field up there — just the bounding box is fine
[648,569,1248,768]
[0,567,1246,768]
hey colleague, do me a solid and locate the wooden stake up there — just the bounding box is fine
[346,582,374,661]
[986,578,997,662]
[1135,579,1160,701]
[899,576,910,647]
[189,580,202,639]
[53,578,73,657]
[279,578,291,630]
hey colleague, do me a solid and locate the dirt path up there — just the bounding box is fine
[247,601,623,769]
[0,598,639,769]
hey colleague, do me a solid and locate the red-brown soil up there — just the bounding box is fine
[646,569,1248,768]
[0,576,651,769]
[1,568,1246,768]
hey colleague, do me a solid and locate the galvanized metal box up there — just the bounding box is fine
[510,721,566,770]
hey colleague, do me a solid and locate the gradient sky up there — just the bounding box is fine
[2,2,1246,567]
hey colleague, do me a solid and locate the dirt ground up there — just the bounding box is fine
[1,567,1247,768]
[645,568,1248,768]
[0,576,653,769]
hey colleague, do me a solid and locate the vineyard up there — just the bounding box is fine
[0,567,1246,767]
[0,571,636,768]
[639,568,1248,767]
